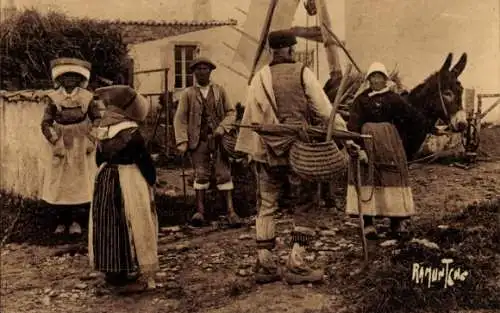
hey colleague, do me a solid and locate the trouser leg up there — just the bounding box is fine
[214,146,241,226]
[190,141,211,225]
[254,162,283,283]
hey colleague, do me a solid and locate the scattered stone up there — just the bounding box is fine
[238,234,252,240]
[466,225,487,233]
[319,230,337,237]
[174,233,186,240]
[171,266,181,272]
[202,263,211,270]
[48,290,57,297]
[314,241,324,248]
[156,271,168,279]
[88,272,99,278]
[41,295,51,306]
[43,288,51,294]
[349,268,362,276]
[175,243,191,252]
[344,221,358,227]
[305,254,316,262]
[380,240,398,247]
[410,238,440,250]
[161,226,181,233]
[438,225,449,230]
[237,269,251,277]
[75,283,87,290]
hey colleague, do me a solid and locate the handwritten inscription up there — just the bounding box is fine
[412,258,469,288]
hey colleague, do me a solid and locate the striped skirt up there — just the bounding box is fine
[88,163,159,275]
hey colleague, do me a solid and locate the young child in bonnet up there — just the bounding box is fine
[88,85,158,292]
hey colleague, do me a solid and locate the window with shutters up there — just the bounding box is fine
[174,45,198,89]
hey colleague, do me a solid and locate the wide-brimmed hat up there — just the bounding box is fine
[365,62,389,80]
[50,57,92,81]
[95,85,150,123]
[189,57,216,71]
[268,29,297,49]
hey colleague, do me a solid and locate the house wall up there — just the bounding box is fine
[129,0,347,104]
[130,25,250,104]
[346,0,500,123]
[0,92,56,198]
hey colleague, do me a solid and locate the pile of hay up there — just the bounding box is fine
[0,9,129,90]
[342,198,500,313]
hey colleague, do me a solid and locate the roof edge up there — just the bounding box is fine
[103,18,238,27]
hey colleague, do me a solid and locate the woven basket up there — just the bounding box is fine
[222,132,246,159]
[289,140,347,182]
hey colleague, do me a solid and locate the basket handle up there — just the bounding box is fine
[326,64,352,142]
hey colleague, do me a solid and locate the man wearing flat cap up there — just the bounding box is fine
[236,30,355,284]
[174,56,242,227]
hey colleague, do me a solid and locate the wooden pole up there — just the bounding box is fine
[164,68,170,157]
[326,64,352,141]
[248,0,279,85]
[314,0,342,78]
[355,156,369,263]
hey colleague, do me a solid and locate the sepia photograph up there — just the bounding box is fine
[0,0,499,312]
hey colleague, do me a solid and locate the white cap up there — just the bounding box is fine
[50,58,91,82]
[365,62,389,80]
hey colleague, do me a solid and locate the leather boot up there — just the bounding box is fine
[389,217,409,239]
[191,189,206,227]
[364,216,378,240]
[255,249,281,284]
[223,190,242,228]
[283,243,324,285]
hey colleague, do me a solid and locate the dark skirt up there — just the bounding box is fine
[345,122,415,217]
[91,165,136,273]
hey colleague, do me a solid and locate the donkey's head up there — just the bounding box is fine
[409,53,468,132]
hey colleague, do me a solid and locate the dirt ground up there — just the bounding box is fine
[1,127,500,313]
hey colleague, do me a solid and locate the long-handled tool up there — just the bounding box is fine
[355,154,369,263]
[180,152,189,204]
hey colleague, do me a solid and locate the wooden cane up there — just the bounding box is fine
[355,155,369,263]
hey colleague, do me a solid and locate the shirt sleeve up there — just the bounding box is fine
[303,67,347,131]
[303,67,332,121]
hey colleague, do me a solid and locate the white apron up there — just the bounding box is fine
[41,118,97,205]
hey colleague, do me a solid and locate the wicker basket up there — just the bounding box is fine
[222,132,246,159]
[289,140,347,182]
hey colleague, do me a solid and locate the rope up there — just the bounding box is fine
[359,137,375,202]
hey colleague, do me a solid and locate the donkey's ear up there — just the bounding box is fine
[451,53,467,77]
[440,53,453,72]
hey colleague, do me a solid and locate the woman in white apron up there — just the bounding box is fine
[346,62,415,240]
[89,85,158,292]
[40,58,103,235]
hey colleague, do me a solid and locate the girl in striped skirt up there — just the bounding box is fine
[88,85,158,291]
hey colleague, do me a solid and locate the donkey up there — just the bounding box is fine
[323,52,468,161]
[401,53,468,160]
